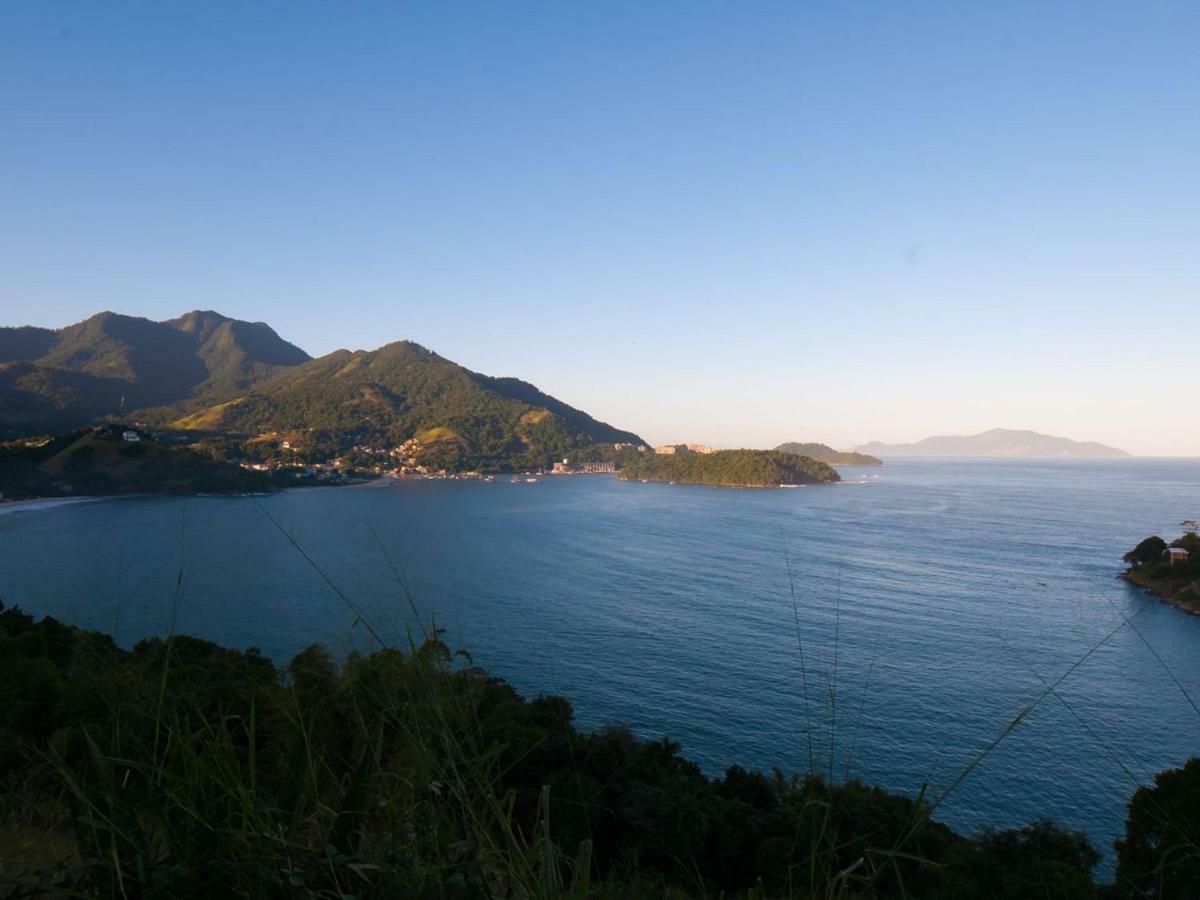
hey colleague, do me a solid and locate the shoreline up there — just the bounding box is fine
[0,495,122,517]
[1119,571,1200,618]
[618,477,831,490]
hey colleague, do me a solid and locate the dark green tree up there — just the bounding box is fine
[1124,536,1167,567]
[1115,757,1200,897]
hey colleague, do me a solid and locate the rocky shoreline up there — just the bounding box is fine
[1120,570,1200,617]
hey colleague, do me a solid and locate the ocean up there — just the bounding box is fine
[2,457,1198,870]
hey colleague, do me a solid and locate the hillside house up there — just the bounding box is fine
[1167,547,1191,566]
[121,431,140,443]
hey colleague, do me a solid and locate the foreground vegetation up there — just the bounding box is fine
[1122,526,1200,610]
[2,603,1197,898]
[619,449,839,488]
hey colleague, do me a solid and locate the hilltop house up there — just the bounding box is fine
[1167,547,1191,566]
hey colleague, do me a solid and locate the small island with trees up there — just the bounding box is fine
[1121,521,1200,612]
[618,447,840,488]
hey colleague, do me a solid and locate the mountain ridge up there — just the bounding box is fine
[0,310,645,469]
[855,428,1129,459]
[0,310,310,430]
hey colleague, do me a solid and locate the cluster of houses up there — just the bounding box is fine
[654,443,714,455]
[240,436,436,480]
[550,459,617,474]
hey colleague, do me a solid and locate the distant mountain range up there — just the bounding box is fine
[855,429,1129,459]
[0,310,643,468]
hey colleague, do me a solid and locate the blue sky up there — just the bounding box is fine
[2,2,1197,454]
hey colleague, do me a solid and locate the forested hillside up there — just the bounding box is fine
[0,311,644,471]
[0,311,309,433]
[0,426,272,499]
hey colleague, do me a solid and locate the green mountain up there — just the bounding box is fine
[165,340,643,470]
[0,311,644,470]
[774,441,882,466]
[0,311,309,433]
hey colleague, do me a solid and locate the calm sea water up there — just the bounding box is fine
[2,458,1199,870]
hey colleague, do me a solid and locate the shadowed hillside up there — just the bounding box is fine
[0,311,310,432]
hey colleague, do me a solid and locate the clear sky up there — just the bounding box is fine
[2,3,1197,455]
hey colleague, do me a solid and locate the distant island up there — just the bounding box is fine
[618,448,839,487]
[855,428,1129,459]
[774,441,881,467]
[1121,525,1200,613]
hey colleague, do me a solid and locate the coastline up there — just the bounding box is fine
[0,495,121,517]
[1119,571,1200,618]
[618,477,826,490]
[0,476,393,516]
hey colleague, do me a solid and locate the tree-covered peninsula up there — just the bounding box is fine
[7,602,1195,897]
[1121,525,1200,611]
[619,448,839,487]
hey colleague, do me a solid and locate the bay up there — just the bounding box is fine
[2,457,1199,871]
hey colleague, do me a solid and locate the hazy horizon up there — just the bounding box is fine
[3,3,1197,455]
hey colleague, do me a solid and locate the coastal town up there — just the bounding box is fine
[225,435,716,483]
[229,433,717,483]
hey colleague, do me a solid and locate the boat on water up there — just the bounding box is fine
[510,476,520,484]
[525,477,539,483]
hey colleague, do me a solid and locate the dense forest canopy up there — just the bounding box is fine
[619,448,839,487]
